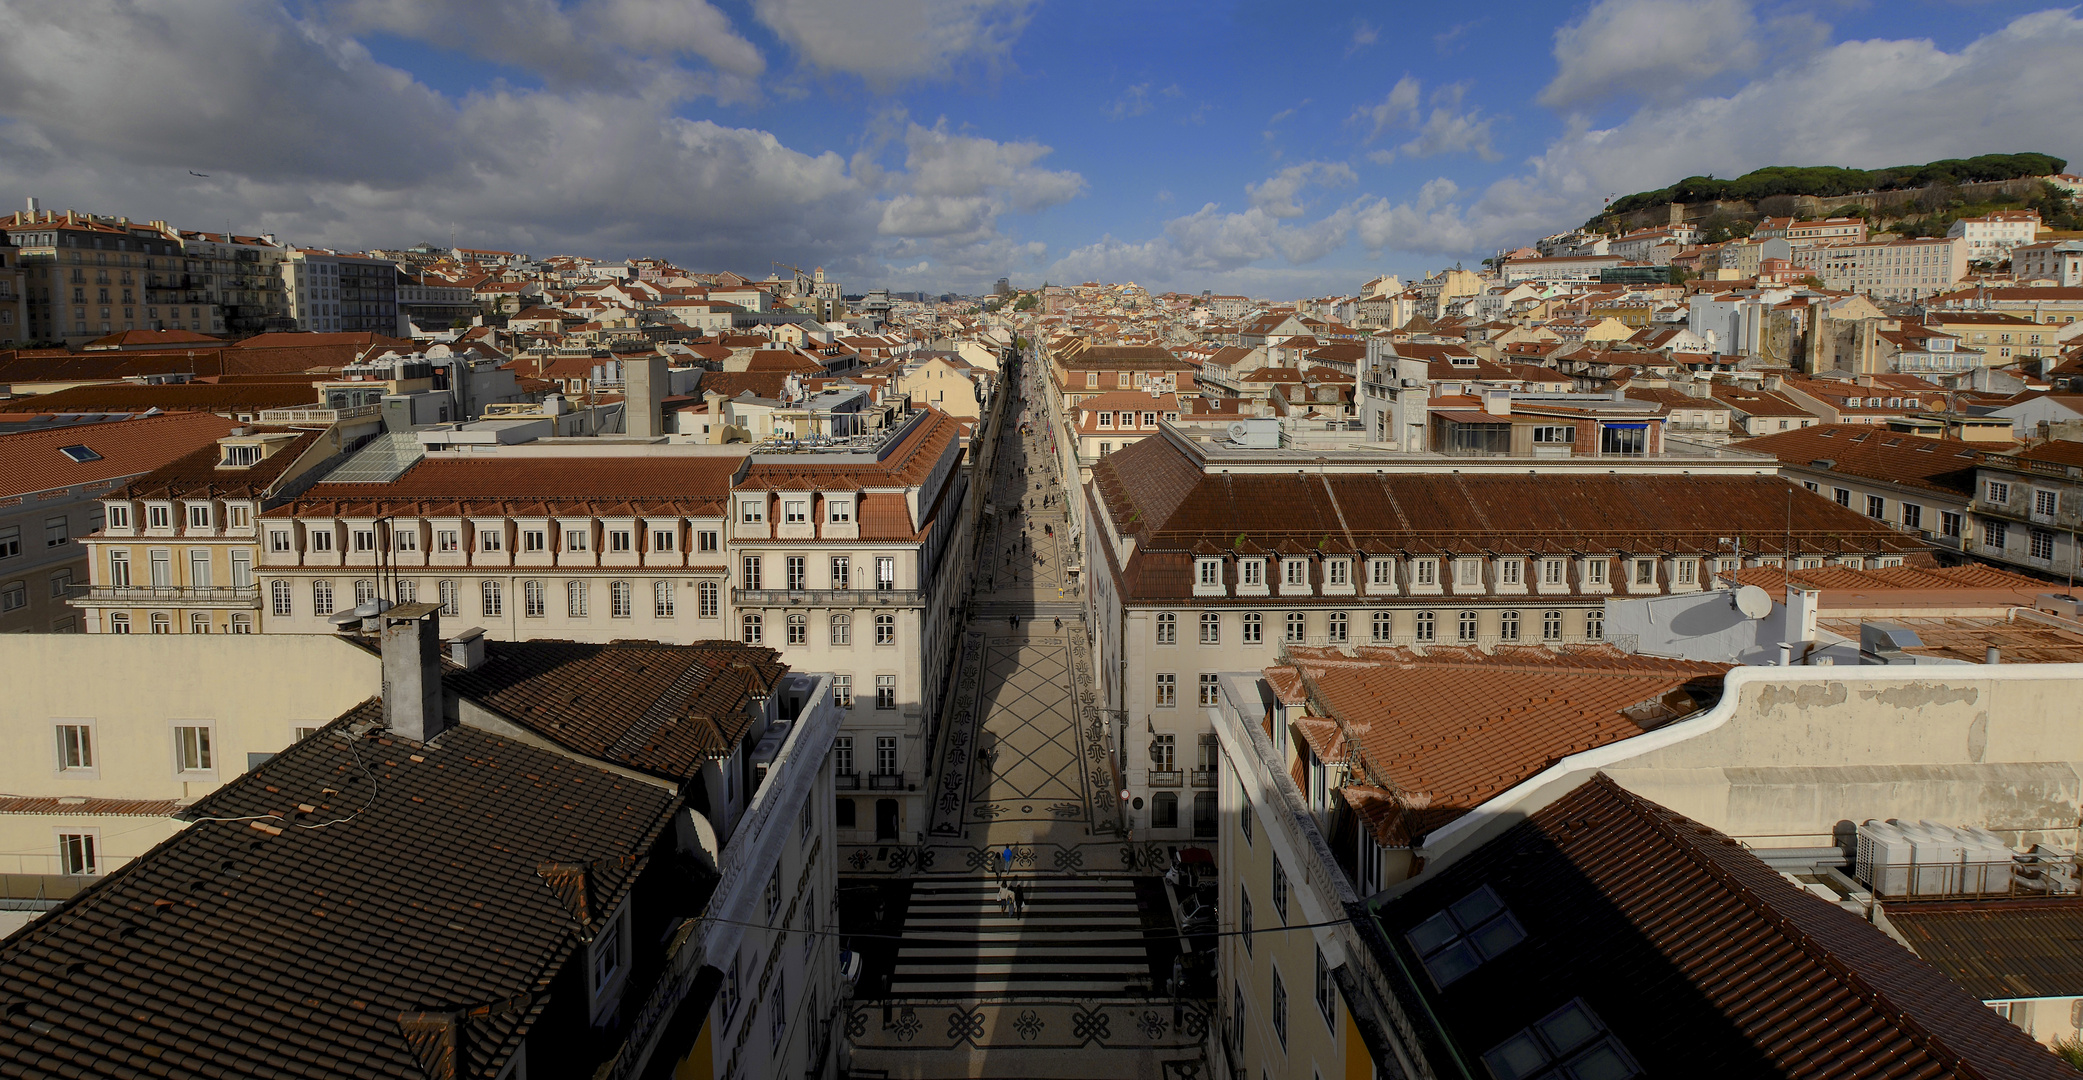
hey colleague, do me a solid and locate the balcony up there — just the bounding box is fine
[256,404,380,424]
[868,771,906,791]
[835,772,861,791]
[1148,769,1183,788]
[732,588,923,607]
[1191,768,1217,788]
[71,585,260,607]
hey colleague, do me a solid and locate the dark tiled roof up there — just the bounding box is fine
[1374,774,2077,1080]
[0,700,679,1080]
[1886,898,2083,999]
[0,795,183,817]
[1741,424,1982,496]
[444,639,787,780]
[1088,432,1926,602]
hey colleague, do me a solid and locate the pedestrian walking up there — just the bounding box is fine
[1012,881,1027,917]
[1002,845,1015,880]
[997,884,1014,914]
[1011,614,1020,630]
[1054,617,1062,631]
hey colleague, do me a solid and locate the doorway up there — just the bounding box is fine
[875,798,899,841]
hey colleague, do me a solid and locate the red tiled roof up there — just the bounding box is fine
[273,455,746,518]
[0,412,239,497]
[1740,424,1982,495]
[0,382,317,414]
[0,795,183,817]
[1277,645,1726,843]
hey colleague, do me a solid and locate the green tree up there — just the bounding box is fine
[1013,292,1039,311]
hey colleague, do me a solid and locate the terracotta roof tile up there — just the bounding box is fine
[1277,645,1726,843]
[0,412,239,498]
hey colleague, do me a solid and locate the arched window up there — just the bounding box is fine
[1199,612,1220,644]
[150,611,172,634]
[1585,610,1604,641]
[312,579,335,617]
[1241,612,1263,643]
[698,581,719,618]
[1327,612,1348,643]
[437,579,457,616]
[830,613,852,645]
[875,612,895,645]
[353,579,376,607]
[1415,610,1436,642]
[786,613,807,645]
[1500,610,1520,642]
[108,612,131,634]
[1156,612,1176,644]
[1458,610,1479,642]
[270,579,292,616]
[653,581,675,617]
[1371,611,1393,642]
[523,580,545,618]
[742,613,763,644]
[1542,610,1562,641]
[610,580,632,618]
[566,580,588,618]
[481,580,502,617]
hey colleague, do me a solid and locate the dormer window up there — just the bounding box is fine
[828,498,852,524]
[740,499,765,524]
[1097,411,1113,429]
[146,505,171,530]
[1283,559,1307,586]
[1326,559,1349,586]
[187,505,211,530]
[220,444,261,467]
[1197,558,1222,587]
[105,504,130,530]
[784,501,808,525]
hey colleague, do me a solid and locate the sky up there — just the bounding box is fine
[1,0,2080,298]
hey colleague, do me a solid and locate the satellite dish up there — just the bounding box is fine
[1733,584,1772,620]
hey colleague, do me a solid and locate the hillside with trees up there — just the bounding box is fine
[1597,153,2066,221]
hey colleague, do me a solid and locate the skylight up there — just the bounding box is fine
[1483,999,1640,1080]
[58,445,102,463]
[1406,884,1526,988]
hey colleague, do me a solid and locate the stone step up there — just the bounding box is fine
[893,961,1148,978]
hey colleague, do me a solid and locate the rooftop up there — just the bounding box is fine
[1278,646,1726,844]
[0,699,680,1080]
[0,411,239,497]
[1886,897,2083,1000]
[1740,423,1983,495]
[1373,774,2078,1080]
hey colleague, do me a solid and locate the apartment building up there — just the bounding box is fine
[72,424,354,635]
[2012,240,2083,287]
[279,247,402,335]
[1948,210,2042,263]
[1968,440,2083,580]
[1206,638,2083,1078]
[1923,310,2060,363]
[0,413,239,634]
[1081,427,1924,842]
[253,406,970,846]
[0,623,844,1079]
[1739,424,1980,554]
[1754,215,1869,245]
[0,234,22,346]
[172,228,294,336]
[1792,236,1966,300]
[0,633,380,904]
[0,212,206,344]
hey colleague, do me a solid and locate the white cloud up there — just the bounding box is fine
[1247,161,1357,219]
[333,0,765,93]
[753,0,1035,89]
[0,0,1075,293]
[1353,76,1421,142]
[1398,84,1498,160]
[1538,0,1824,109]
[1109,83,1153,119]
[1347,19,1379,56]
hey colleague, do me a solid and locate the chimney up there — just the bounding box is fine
[448,626,487,671]
[24,197,36,214]
[380,606,448,743]
[1786,585,1820,643]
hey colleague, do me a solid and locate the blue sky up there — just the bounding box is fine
[2,0,2080,297]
